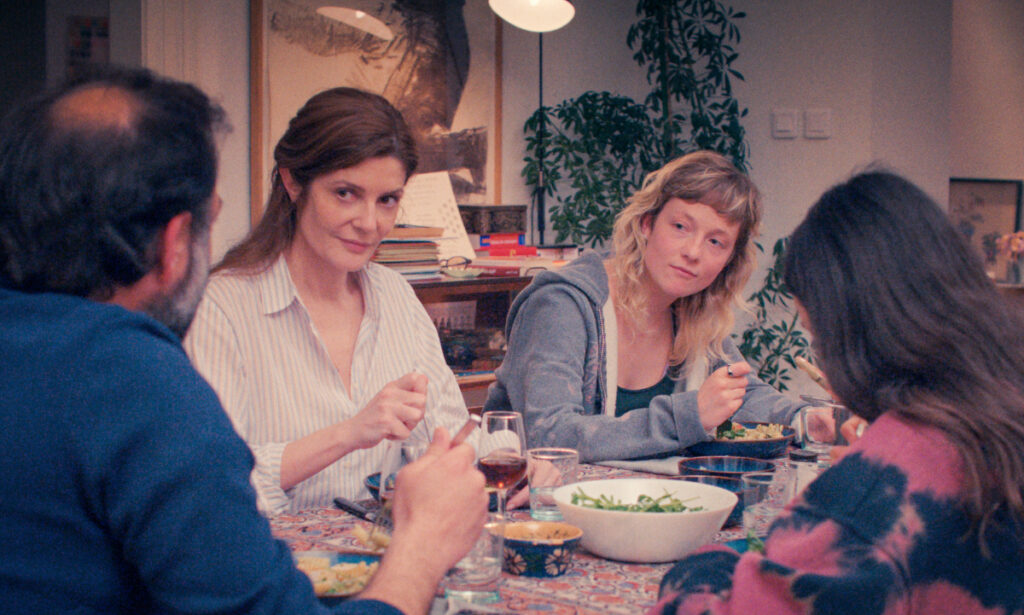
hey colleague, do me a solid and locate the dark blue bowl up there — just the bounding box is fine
[686,422,795,459]
[678,474,745,527]
[363,472,394,501]
[678,455,773,479]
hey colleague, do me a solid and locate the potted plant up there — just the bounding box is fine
[521,0,810,388]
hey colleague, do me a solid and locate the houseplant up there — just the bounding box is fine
[521,0,809,387]
[522,0,750,248]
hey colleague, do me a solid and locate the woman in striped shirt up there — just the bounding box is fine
[184,87,469,515]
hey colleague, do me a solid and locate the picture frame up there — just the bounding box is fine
[948,177,1023,277]
[249,0,503,227]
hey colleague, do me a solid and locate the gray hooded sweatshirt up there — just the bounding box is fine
[483,250,805,463]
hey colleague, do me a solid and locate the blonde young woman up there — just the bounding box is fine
[484,151,806,462]
[184,88,469,514]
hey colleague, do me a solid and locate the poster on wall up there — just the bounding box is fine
[66,16,109,80]
[250,0,501,223]
[948,177,1023,279]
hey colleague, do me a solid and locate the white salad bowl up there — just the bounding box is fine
[552,478,736,563]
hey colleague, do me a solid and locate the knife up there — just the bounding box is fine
[333,497,392,529]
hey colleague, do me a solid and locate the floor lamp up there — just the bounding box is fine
[488,0,575,246]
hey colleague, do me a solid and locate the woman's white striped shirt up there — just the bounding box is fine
[183,256,468,515]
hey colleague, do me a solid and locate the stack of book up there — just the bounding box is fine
[373,225,444,281]
[468,232,528,257]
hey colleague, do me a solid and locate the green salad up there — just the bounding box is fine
[570,487,704,513]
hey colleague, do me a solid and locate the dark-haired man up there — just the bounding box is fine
[0,65,486,615]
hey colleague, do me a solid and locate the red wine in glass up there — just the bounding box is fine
[477,450,527,490]
[479,411,527,519]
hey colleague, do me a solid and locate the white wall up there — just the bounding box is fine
[500,0,951,249]
[136,0,1016,267]
[951,0,1024,179]
[139,0,251,261]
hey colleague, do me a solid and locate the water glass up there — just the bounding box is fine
[442,513,504,604]
[742,471,787,538]
[526,447,578,521]
[800,405,851,467]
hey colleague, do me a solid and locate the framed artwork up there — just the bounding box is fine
[249,0,503,226]
[948,177,1023,273]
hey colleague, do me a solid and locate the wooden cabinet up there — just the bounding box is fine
[411,276,531,403]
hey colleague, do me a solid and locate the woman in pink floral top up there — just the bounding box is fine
[654,170,1024,615]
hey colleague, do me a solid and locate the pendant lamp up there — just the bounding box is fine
[489,0,574,244]
[488,0,574,33]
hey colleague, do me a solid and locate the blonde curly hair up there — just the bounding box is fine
[609,150,762,377]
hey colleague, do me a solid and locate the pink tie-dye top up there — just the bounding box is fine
[652,412,1024,615]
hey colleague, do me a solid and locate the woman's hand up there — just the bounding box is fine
[828,415,869,464]
[697,362,751,431]
[505,457,562,509]
[346,372,428,450]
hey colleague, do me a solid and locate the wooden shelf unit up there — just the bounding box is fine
[411,275,531,400]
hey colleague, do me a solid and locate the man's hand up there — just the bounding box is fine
[359,426,487,613]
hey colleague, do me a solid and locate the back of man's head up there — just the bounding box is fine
[0,65,226,299]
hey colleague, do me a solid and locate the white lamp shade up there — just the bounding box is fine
[489,0,575,33]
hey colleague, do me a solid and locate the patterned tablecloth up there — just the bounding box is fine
[270,464,780,614]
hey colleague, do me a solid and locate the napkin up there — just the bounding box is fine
[594,456,684,475]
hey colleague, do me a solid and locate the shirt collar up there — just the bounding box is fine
[256,255,300,316]
[256,254,380,320]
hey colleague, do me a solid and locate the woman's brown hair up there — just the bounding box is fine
[216,87,417,273]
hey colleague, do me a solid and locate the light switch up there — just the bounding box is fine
[804,108,832,139]
[771,109,799,139]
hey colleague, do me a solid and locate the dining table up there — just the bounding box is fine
[270,462,790,614]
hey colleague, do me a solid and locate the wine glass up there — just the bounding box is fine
[477,411,527,520]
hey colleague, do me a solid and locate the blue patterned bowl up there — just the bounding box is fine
[501,521,583,577]
[678,455,773,479]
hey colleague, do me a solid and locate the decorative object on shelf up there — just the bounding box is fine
[521,0,751,247]
[998,231,1024,284]
[948,177,1024,279]
[459,205,528,235]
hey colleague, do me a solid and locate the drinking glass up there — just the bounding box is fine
[442,512,504,604]
[741,471,787,538]
[526,447,578,521]
[377,436,430,516]
[477,411,527,520]
[800,404,850,467]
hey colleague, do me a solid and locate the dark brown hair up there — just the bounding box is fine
[784,169,1024,542]
[216,87,417,273]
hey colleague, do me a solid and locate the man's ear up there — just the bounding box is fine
[153,211,193,291]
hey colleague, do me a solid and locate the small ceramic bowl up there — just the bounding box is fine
[363,472,394,501]
[678,455,773,479]
[501,521,583,577]
[677,474,745,527]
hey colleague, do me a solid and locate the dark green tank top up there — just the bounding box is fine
[615,372,676,417]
